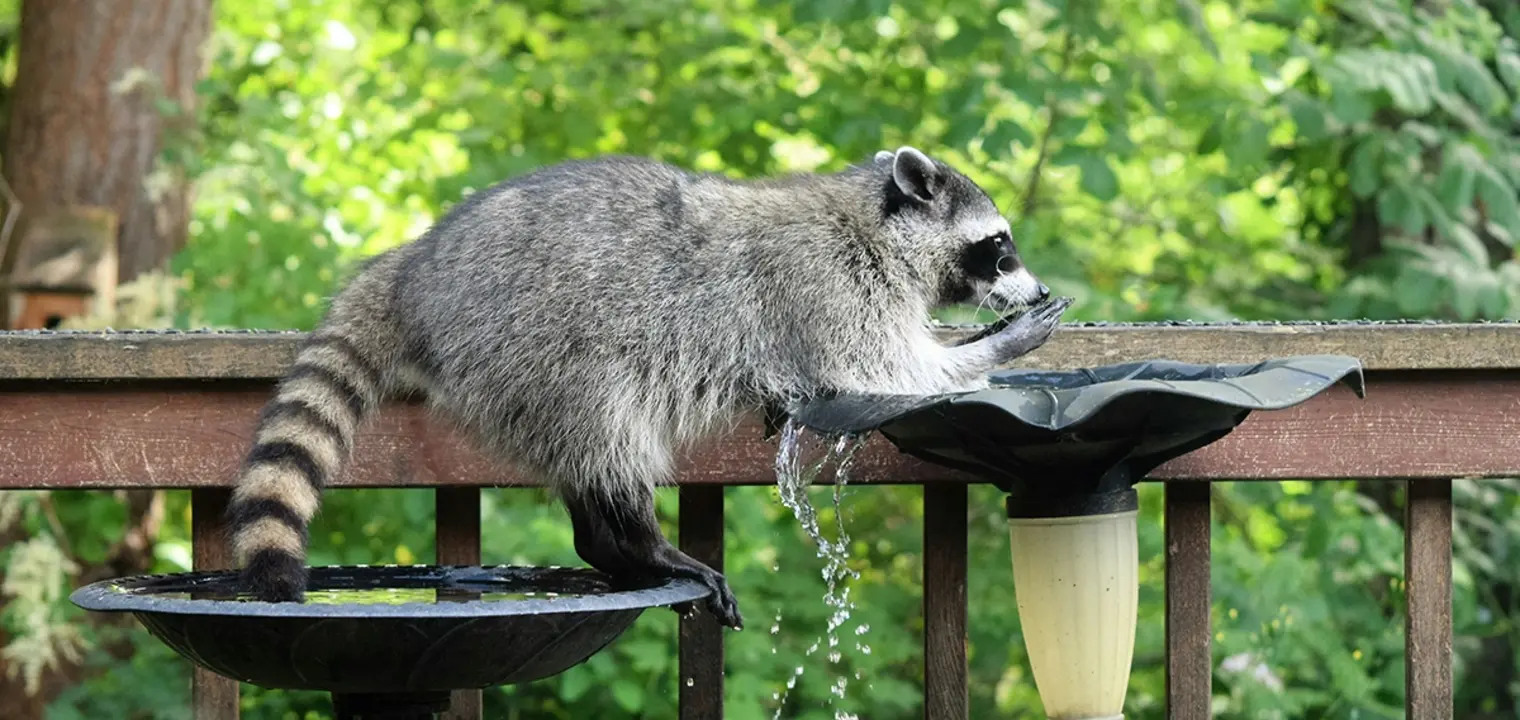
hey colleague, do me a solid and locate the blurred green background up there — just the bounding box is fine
[4,0,1520,718]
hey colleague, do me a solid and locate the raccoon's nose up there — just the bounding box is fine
[1036,283,1050,301]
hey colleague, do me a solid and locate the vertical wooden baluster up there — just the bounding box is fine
[1165,482,1212,720]
[437,487,482,720]
[191,488,239,720]
[1405,478,1453,720]
[923,484,968,720]
[679,485,726,720]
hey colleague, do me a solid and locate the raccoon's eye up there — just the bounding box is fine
[980,231,1014,254]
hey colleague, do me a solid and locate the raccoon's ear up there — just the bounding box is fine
[873,150,895,163]
[891,146,939,203]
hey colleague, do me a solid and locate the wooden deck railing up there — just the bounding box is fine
[3,322,1519,719]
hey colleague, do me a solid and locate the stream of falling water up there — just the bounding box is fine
[770,418,871,720]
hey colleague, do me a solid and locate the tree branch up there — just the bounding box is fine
[1019,17,1080,220]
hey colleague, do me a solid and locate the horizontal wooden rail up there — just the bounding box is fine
[2,322,1520,381]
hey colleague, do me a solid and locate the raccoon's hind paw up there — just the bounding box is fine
[239,550,308,602]
[626,561,742,629]
[688,568,743,630]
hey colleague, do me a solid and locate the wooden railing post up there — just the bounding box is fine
[923,483,968,720]
[436,487,483,720]
[1165,482,1212,720]
[191,488,239,720]
[1405,478,1453,719]
[679,485,726,720]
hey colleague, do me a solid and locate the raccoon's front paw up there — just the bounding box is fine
[239,550,308,602]
[991,295,1073,361]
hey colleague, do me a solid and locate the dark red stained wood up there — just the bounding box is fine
[1,372,1517,490]
[1165,483,1212,720]
[191,488,239,720]
[1405,479,1453,719]
[678,485,725,720]
[923,484,968,720]
[436,488,482,720]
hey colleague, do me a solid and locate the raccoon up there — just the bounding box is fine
[224,146,1072,630]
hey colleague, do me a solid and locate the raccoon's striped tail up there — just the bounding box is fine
[226,331,386,601]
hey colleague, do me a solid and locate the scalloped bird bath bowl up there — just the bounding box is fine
[786,354,1365,720]
[70,564,709,719]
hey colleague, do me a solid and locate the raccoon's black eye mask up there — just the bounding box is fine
[959,231,1017,281]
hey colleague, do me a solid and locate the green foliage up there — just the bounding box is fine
[24,0,1520,717]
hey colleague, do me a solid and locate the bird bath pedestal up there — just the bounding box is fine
[788,354,1365,719]
[71,565,709,719]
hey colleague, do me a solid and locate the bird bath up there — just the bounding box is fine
[786,354,1365,720]
[70,564,709,719]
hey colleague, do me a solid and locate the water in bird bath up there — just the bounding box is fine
[770,418,872,719]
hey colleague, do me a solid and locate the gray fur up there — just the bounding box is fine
[225,146,1067,628]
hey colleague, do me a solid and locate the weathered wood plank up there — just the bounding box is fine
[923,484,968,720]
[678,485,725,720]
[3,322,1519,380]
[1165,483,1212,720]
[1,373,1517,490]
[191,488,239,720]
[1405,479,1453,720]
[436,488,482,720]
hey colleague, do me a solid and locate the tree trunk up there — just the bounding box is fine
[0,3,211,717]
[2,0,212,288]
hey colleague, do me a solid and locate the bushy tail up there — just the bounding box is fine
[226,328,387,601]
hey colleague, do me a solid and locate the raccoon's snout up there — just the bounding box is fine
[988,265,1047,310]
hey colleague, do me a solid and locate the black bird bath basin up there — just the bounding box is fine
[786,353,1365,720]
[70,564,708,719]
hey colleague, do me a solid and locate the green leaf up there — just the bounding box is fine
[1435,145,1479,213]
[1348,137,1384,199]
[1376,182,1427,236]
[611,678,644,712]
[1078,154,1119,202]
[1285,94,1328,142]
[1047,143,1089,167]
[944,113,985,149]
[1452,271,1480,320]
[1378,59,1432,115]
[1225,117,1271,169]
[1051,114,1089,142]
[1478,272,1510,317]
[560,666,592,702]
[1474,163,1520,245]
[1430,41,1507,113]
[985,121,1035,156]
[1394,264,1443,316]
[1497,48,1520,93]
[1197,121,1223,154]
